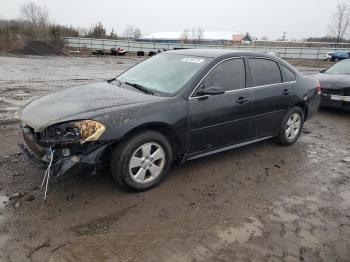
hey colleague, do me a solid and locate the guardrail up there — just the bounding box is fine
[62,37,349,60]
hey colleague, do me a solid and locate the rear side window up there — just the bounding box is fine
[249,58,282,86]
[280,65,296,82]
[203,59,245,92]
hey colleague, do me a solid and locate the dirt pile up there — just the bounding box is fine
[15,40,64,55]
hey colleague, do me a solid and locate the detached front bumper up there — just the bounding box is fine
[20,125,111,177]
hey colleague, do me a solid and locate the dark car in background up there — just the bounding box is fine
[20,49,321,191]
[330,51,350,61]
[316,59,350,110]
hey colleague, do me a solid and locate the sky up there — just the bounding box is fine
[0,0,345,40]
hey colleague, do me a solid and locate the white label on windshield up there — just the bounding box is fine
[182,58,204,64]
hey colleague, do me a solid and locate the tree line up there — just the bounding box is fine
[0,2,143,40]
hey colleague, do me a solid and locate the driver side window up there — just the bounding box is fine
[200,58,246,93]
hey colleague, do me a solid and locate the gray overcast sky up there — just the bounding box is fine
[0,0,344,39]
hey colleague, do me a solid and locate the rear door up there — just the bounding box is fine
[247,58,296,137]
[188,58,254,153]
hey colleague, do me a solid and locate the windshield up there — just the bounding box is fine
[325,59,350,74]
[117,53,210,95]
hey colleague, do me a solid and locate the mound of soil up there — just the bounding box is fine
[15,40,64,55]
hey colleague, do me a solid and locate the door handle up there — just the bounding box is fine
[236,96,249,104]
[282,89,290,95]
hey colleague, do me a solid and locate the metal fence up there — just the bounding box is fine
[63,37,350,60]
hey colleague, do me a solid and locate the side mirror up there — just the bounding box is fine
[196,85,225,96]
[320,69,326,73]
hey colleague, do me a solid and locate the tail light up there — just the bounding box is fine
[316,82,321,95]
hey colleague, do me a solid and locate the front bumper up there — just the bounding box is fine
[321,94,350,110]
[20,125,111,177]
[321,87,350,110]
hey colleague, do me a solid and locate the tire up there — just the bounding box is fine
[277,107,304,146]
[110,130,172,191]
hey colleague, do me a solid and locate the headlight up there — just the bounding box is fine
[74,120,105,144]
[46,120,105,144]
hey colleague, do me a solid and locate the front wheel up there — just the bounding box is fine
[111,130,172,191]
[277,107,304,146]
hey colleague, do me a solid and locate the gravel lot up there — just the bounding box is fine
[0,55,349,262]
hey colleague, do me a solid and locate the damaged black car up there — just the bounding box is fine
[21,49,321,192]
[316,59,350,110]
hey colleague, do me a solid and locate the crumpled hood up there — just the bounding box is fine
[21,82,158,132]
[315,73,350,89]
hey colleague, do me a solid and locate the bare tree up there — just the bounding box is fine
[180,29,190,43]
[329,3,350,44]
[132,27,142,39]
[110,28,117,39]
[87,22,106,38]
[123,25,135,39]
[197,27,205,44]
[191,28,196,42]
[20,2,49,27]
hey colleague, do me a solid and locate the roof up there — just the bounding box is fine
[162,49,295,72]
[232,34,245,41]
[161,48,288,61]
[142,31,242,41]
[164,48,259,58]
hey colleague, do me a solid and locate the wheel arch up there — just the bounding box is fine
[114,122,184,160]
[295,102,308,120]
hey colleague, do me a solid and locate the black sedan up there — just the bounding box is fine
[316,59,350,110]
[20,49,321,191]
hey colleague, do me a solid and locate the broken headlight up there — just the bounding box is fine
[46,120,105,144]
[75,120,106,144]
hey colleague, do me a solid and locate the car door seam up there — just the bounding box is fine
[189,109,285,132]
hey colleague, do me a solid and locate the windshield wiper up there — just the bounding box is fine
[125,81,154,95]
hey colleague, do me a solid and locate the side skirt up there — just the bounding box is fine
[185,136,274,161]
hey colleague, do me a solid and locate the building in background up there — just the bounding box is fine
[140,31,253,45]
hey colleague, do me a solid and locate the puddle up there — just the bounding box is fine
[0,195,9,248]
[270,206,300,222]
[166,217,265,261]
[0,195,9,209]
[216,217,263,244]
[0,235,9,249]
[340,191,350,208]
[0,195,9,226]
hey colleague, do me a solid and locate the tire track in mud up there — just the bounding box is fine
[70,205,137,236]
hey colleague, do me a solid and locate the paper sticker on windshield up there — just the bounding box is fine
[182,58,204,64]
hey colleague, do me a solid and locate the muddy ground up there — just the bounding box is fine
[0,55,349,262]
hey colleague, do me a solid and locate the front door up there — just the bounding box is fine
[188,58,253,153]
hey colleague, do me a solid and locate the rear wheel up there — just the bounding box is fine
[277,107,304,146]
[111,130,172,191]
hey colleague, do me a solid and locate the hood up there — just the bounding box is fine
[315,73,350,89]
[21,82,159,131]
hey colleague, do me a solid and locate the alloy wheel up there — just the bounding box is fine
[129,142,166,184]
[285,113,301,140]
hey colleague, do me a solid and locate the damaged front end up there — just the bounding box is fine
[19,120,112,177]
